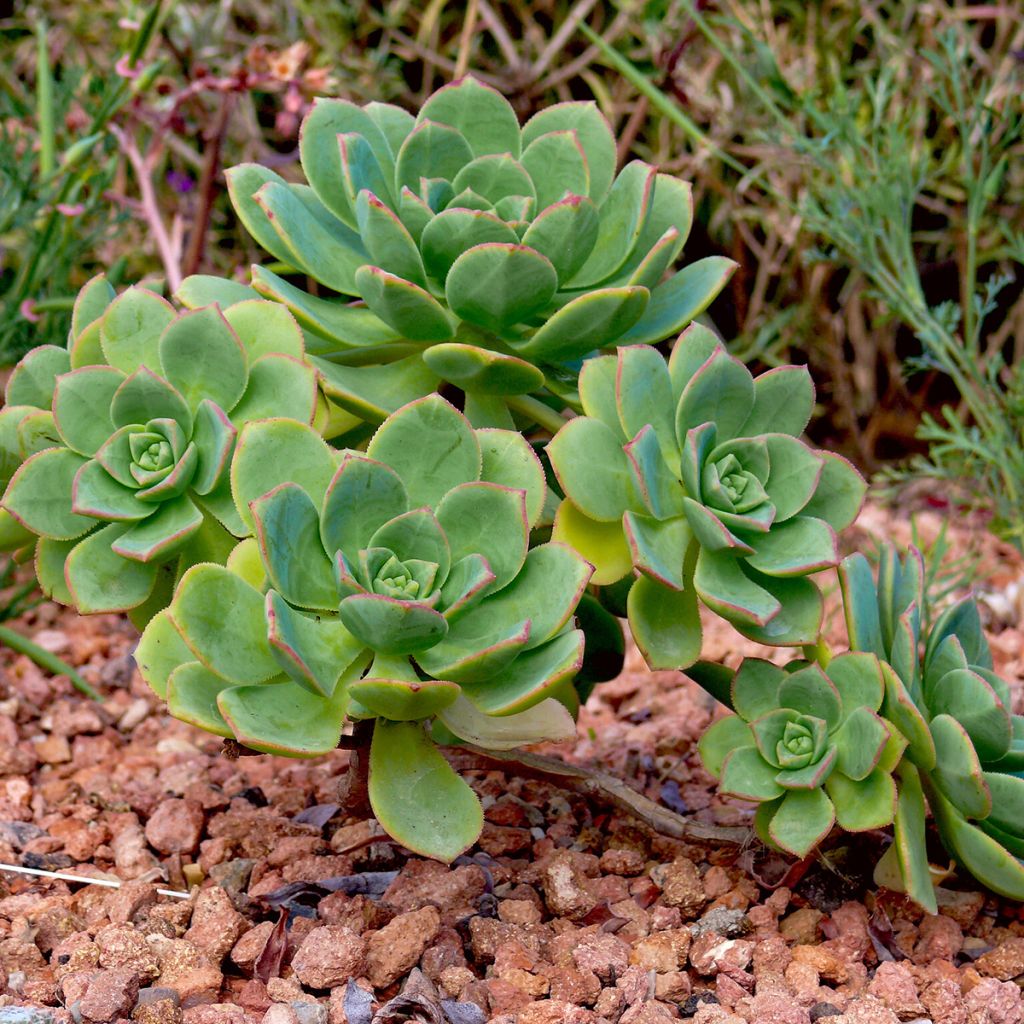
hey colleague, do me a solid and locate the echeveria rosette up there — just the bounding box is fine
[136,395,593,863]
[547,328,867,669]
[219,75,735,429]
[1,277,319,623]
[698,653,903,858]
[841,546,1024,908]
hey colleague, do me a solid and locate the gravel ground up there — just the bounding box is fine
[1,503,1024,1024]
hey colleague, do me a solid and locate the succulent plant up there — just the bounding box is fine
[841,545,1024,907]
[547,328,866,668]
[697,653,903,857]
[0,275,319,624]
[136,395,592,861]
[221,76,735,430]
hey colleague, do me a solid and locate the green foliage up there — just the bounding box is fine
[698,653,901,858]
[840,544,1024,908]
[1,276,318,622]
[548,329,866,668]
[222,77,735,429]
[137,395,591,861]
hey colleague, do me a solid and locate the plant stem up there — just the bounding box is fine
[0,625,102,701]
[449,744,750,846]
[35,20,55,178]
[506,393,569,435]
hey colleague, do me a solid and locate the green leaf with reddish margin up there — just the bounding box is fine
[521,131,589,210]
[437,482,528,593]
[721,746,785,801]
[732,570,823,647]
[355,191,428,287]
[745,516,837,577]
[422,344,544,396]
[458,628,584,715]
[226,164,309,269]
[370,508,451,577]
[170,563,279,685]
[477,428,546,528]
[568,161,657,287]
[394,120,474,195]
[694,548,780,627]
[418,77,521,158]
[873,762,937,912]
[839,553,885,659]
[798,452,866,532]
[251,483,337,610]
[231,418,338,533]
[676,349,754,447]
[159,306,248,415]
[222,300,305,361]
[881,662,936,770]
[111,495,203,562]
[619,257,736,347]
[928,669,1011,763]
[367,395,480,509]
[627,572,702,671]
[167,662,233,736]
[65,523,159,612]
[71,273,116,340]
[826,651,885,715]
[266,590,365,696]
[769,787,835,857]
[622,511,687,590]
[930,713,991,819]
[369,719,483,862]
[697,715,754,778]
[219,672,357,758]
[548,416,640,522]
[414,618,530,683]
[4,448,93,539]
[731,658,786,720]
[420,209,519,282]
[35,536,77,604]
[229,354,317,429]
[446,244,558,332]
[6,345,70,409]
[740,366,815,438]
[826,768,897,831]
[100,288,175,374]
[350,675,460,721]
[339,593,448,655]
[667,324,721,398]
[522,101,616,200]
[832,707,890,780]
[761,435,823,521]
[520,195,600,282]
[515,287,648,362]
[438,694,576,750]
[52,368,122,456]
[253,181,367,294]
[314,354,440,424]
[354,265,454,342]
[136,608,194,698]
[190,400,236,496]
[175,275,259,311]
[928,781,1024,901]
[109,367,192,434]
[616,345,679,463]
[982,772,1024,836]
[320,457,407,562]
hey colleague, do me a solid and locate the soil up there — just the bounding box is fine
[1,502,1024,1024]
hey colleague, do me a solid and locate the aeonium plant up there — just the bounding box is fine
[547,326,867,669]
[0,275,319,625]
[136,395,593,861]
[841,545,1024,909]
[697,653,905,857]
[223,75,735,430]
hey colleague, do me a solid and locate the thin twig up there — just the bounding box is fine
[449,744,751,846]
[453,0,480,80]
[477,0,523,74]
[0,862,190,899]
[533,0,602,80]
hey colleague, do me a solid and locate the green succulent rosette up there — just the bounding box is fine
[698,653,903,858]
[841,545,1024,909]
[0,275,318,624]
[216,75,735,430]
[547,327,867,669]
[136,395,593,862]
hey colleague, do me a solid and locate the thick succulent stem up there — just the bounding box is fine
[447,743,750,846]
[337,719,375,818]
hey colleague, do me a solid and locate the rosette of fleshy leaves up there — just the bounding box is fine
[546,327,866,669]
[0,275,319,625]
[136,395,594,862]
[697,653,905,857]
[219,75,735,431]
[841,545,1024,908]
